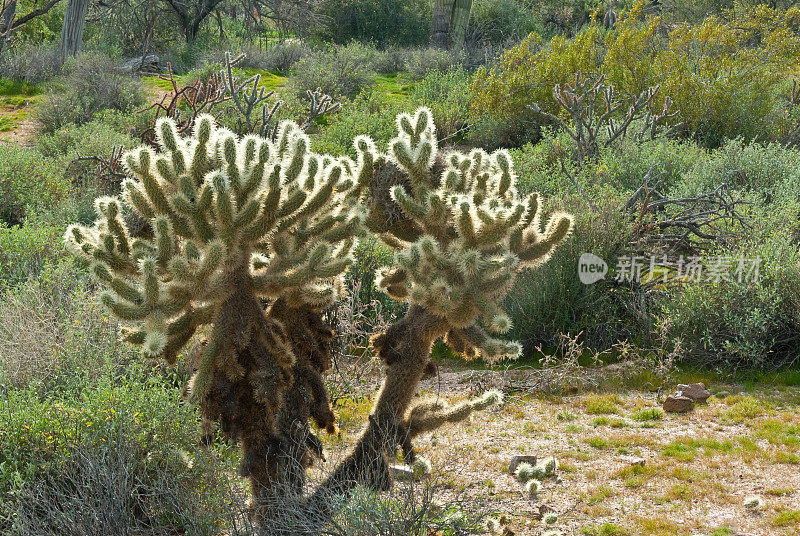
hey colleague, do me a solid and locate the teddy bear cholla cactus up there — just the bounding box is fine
[65,114,365,508]
[310,108,573,502]
[65,107,573,525]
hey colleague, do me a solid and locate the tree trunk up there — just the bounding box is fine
[59,0,88,59]
[0,1,16,51]
[431,0,454,49]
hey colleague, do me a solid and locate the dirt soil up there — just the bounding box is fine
[323,367,800,536]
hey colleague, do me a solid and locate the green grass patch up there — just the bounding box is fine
[373,73,417,104]
[661,438,733,462]
[238,69,288,92]
[584,394,621,415]
[721,395,773,422]
[0,78,39,96]
[582,522,630,535]
[773,510,800,527]
[631,408,664,421]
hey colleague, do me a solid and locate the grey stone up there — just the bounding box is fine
[663,395,695,413]
[120,54,160,74]
[389,464,414,481]
[716,390,731,399]
[508,455,537,474]
[677,382,711,404]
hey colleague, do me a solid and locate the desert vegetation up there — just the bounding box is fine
[1,1,799,535]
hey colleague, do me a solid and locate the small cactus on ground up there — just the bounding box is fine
[525,479,541,497]
[515,462,537,483]
[744,495,764,510]
[542,513,558,525]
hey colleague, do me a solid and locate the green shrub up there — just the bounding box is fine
[37,119,138,160]
[661,236,800,368]
[471,4,800,147]
[0,221,66,289]
[470,0,543,44]
[404,47,465,77]
[505,188,642,350]
[0,44,62,85]
[313,92,404,156]
[316,0,431,47]
[0,144,69,226]
[0,363,234,535]
[204,41,311,73]
[292,43,377,98]
[410,68,471,141]
[36,52,145,133]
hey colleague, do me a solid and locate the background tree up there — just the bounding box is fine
[162,0,226,42]
[0,0,63,51]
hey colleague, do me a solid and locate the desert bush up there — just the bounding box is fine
[313,92,404,156]
[316,0,431,47]
[0,261,115,390]
[505,189,641,350]
[471,4,800,148]
[661,236,800,368]
[371,46,407,74]
[0,363,234,535]
[37,120,138,160]
[36,52,145,133]
[233,40,311,73]
[670,138,800,200]
[470,28,603,132]
[404,47,466,77]
[410,68,471,141]
[293,43,376,97]
[470,0,543,45]
[0,221,66,289]
[600,136,704,193]
[0,144,69,226]
[0,43,62,85]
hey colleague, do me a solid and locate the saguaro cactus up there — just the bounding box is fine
[65,114,365,512]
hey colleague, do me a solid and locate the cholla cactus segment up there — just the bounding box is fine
[515,462,537,483]
[65,115,366,363]
[744,495,764,510]
[542,513,558,525]
[368,107,573,362]
[525,479,541,497]
[410,456,432,478]
[541,456,559,477]
[405,389,505,438]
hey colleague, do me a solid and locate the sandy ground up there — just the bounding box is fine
[321,367,800,536]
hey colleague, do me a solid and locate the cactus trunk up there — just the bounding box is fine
[450,0,473,46]
[310,306,448,502]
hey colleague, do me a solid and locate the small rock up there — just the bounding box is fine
[389,464,414,481]
[663,395,695,413]
[716,390,730,399]
[619,455,646,466]
[732,383,746,394]
[508,455,537,474]
[677,382,711,404]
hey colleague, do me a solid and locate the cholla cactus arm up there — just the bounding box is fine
[371,107,574,362]
[65,114,367,512]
